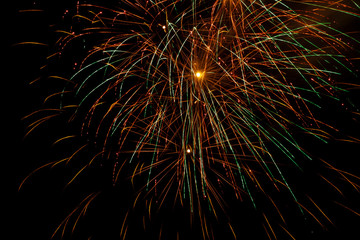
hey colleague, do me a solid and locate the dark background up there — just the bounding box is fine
[8,1,360,239]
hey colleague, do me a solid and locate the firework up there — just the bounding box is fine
[22,0,360,239]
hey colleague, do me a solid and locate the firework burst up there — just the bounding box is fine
[21,0,360,239]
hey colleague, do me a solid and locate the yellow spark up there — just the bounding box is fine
[195,71,202,78]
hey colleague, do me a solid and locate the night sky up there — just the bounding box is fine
[8,1,360,239]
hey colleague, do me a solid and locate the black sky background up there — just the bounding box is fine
[8,1,360,239]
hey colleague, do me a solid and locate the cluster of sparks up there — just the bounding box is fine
[22,0,360,239]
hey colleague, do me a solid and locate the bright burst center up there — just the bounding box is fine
[195,72,202,78]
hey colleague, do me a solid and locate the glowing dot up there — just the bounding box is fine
[195,72,202,78]
[162,25,166,29]
[186,148,191,153]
